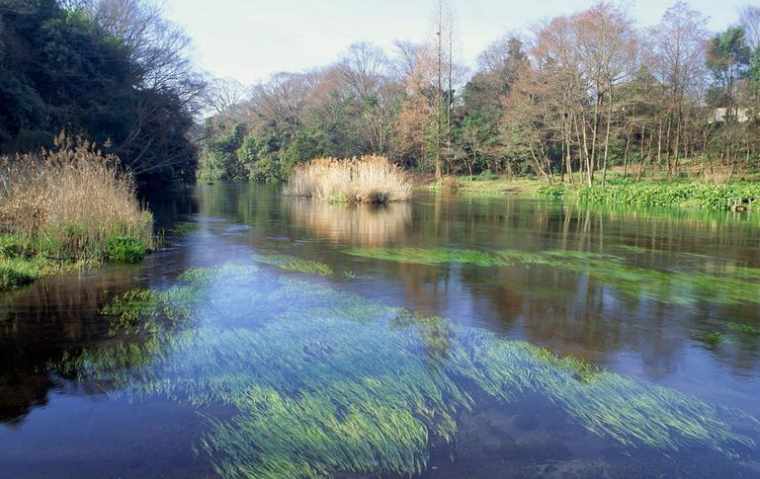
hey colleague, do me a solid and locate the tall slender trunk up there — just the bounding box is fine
[656,117,663,173]
[435,5,443,180]
[623,125,631,178]
[589,93,600,185]
[602,86,613,186]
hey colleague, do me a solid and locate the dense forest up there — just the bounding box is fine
[0,0,203,186]
[200,2,760,185]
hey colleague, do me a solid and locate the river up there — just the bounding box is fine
[2,184,760,478]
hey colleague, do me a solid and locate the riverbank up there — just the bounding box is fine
[420,175,760,213]
[0,138,154,291]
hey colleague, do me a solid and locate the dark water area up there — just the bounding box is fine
[2,184,760,478]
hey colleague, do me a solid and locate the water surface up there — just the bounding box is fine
[2,184,760,478]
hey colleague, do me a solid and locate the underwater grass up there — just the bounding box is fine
[55,262,760,478]
[169,222,200,236]
[253,254,334,276]
[346,246,760,306]
[345,247,526,267]
[727,322,760,336]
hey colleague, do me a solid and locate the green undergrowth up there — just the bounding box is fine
[577,181,760,211]
[425,176,547,198]
[346,247,760,306]
[0,232,150,291]
[0,257,41,290]
[169,222,200,236]
[105,236,146,264]
[0,234,92,291]
[253,253,334,276]
[54,261,760,478]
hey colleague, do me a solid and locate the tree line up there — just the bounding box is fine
[0,0,204,187]
[201,1,760,185]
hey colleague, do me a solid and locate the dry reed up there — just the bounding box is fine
[0,134,153,260]
[284,156,413,203]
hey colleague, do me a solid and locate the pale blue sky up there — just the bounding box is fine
[164,0,750,84]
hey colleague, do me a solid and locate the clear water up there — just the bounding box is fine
[2,184,760,478]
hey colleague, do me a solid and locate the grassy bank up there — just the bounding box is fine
[572,180,760,211]
[285,156,412,204]
[422,174,760,213]
[422,174,548,198]
[0,137,154,291]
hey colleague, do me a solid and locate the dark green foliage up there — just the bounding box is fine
[0,1,198,186]
[105,236,146,264]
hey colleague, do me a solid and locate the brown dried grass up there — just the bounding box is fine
[0,135,153,260]
[284,156,413,203]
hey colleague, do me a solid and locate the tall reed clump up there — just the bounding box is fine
[0,135,153,289]
[284,156,413,204]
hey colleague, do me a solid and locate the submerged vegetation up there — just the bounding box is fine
[284,156,413,204]
[347,247,760,306]
[253,254,334,276]
[0,137,153,290]
[53,261,760,478]
[346,247,516,267]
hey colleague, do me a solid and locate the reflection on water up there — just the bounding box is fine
[285,197,412,247]
[46,264,760,477]
[2,184,760,478]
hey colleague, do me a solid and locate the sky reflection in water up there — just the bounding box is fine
[2,184,760,478]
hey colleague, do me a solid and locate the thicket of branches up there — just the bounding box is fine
[201,1,760,185]
[0,0,205,186]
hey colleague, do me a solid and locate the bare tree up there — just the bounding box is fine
[205,77,249,116]
[740,5,760,51]
[338,42,388,99]
[646,1,709,176]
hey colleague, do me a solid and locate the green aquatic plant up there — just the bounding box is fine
[699,331,725,347]
[105,236,147,264]
[346,246,760,306]
[530,347,601,384]
[0,258,40,290]
[169,222,200,236]
[346,247,515,267]
[253,254,334,276]
[726,322,760,336]
[58,262,760,479]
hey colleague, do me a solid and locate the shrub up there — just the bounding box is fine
[0,134,153,262]
[105,236,147,264]
[537,184,567,199]
[284,156,412,204]
[0,235,27,259]
[0,259,39,290]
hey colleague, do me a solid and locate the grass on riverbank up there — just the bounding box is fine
[422,174,547,198]
[285,156,413,204]
[422,173,760,213]
[573,180,760,211]
[0,136,153,291]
